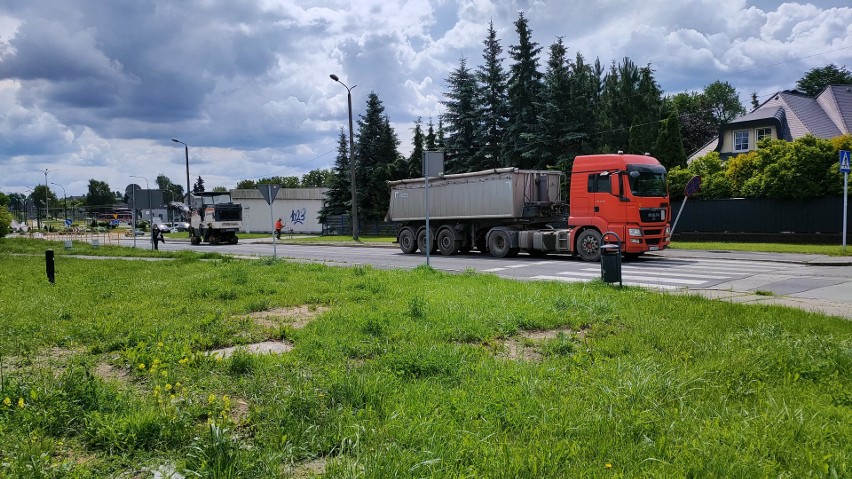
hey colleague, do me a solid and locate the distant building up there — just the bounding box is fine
[689,84,852,162]
[232,188,328,234]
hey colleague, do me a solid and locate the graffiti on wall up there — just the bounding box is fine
[290,207,307,225]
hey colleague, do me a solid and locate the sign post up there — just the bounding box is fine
[670,175,701,238]
[422,151,444,267]
[840,150,850,252]
[257,184,281,259]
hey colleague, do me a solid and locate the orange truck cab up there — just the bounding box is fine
[568,153,671,260]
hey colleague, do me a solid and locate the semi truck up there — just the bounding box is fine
[188,191,242,245]
[385,153,671,261]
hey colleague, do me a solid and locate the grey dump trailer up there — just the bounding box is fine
[386,168,572,258]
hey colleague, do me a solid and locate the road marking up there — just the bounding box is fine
[530,275,680,290]
[558,270,708,285]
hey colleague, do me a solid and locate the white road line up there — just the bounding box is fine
[598,267,731,280]
[482,267,507,272]
[557,270,708,285]
[530,275,680,290]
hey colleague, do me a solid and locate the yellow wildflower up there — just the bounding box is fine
[165,383,172,391]
[157,342,164,348]
[2,397,10,407]
[17,398,24,408]
[138,363,146,370]
[179,357,189,365]
[208,393,216,405]
[605,463,612,469]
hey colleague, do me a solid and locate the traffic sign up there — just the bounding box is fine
[841,150,851,174]
[684,175,702,197]
[64,218,72,227]
[257,184,280,205]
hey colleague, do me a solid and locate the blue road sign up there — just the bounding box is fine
[110,219,120,226]
[64,218,72,227]
[840,150,851,174]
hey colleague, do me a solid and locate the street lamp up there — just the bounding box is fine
[41,168,53,229]
[50,182,67,222]
[330,73,359,241]
[172,138,192,239]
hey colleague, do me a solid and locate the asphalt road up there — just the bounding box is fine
[127,237,852,319]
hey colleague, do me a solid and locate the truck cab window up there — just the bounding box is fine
[587,173,612,193]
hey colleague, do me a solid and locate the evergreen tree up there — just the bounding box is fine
[425,117,437,150]
[566,53,602,155]
[441,57,479,173]
[407,117,426,178]
[319,129,352,222]
[504,12,543,169]
[529,37,582,170]
[474,20,508,170]
[653,111,687,169]
[354,92,400,220]
[192,176,205,194]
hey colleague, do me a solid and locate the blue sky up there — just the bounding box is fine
[0,0,850,196]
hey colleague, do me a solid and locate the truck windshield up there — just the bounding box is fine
[201,193,232,206]
[627,164,668,197]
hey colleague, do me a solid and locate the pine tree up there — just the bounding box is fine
[318,129,352,222]
[504,12,543,169]
[529,37,582,170]
[474,20,508,170]
[441,57,479,173]
[653,111,686,169]
[354,92,400,220]
[425,117,437,150]
[192,176,205,194]
[566,53,602,155]
[407,117,425,178]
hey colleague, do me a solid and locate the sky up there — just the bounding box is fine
[0,0,851,197]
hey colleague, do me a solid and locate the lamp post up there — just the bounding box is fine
[50,182,67,222]
[330,74,359,241]
[172,138,192,239]
[41,168,53,229]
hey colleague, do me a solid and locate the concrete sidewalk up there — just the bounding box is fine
[652,249,852,320]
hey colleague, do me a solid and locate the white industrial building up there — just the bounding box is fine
[232,188,328,234]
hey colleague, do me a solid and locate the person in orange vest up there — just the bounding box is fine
[274,218,283,239]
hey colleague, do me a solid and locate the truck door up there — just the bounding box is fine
[588,172,628,227]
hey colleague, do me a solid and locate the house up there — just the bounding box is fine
[689,84,852,161]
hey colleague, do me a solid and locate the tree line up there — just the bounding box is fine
[320,13,766,221]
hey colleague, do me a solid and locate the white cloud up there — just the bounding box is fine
[0,0,850,196]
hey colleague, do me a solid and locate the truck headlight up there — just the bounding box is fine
[628,228,642,237]
[665,225,671,235]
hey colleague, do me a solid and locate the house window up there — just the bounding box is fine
[756,127,772,143]
[734,130,749,151]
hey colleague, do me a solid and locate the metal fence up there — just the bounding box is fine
[672,196,851,243]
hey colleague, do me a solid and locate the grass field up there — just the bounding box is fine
[0,238,850,477]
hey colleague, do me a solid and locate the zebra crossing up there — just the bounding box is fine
[492,257,791,291]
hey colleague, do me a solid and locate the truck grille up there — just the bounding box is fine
[639,208,666,223]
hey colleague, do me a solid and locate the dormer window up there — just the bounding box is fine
[734,130,749,152]
[756,127,771,143]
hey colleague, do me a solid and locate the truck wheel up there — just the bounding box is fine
[229,235,239,245]
[398,227,418,254]
[576,230,602,262]
[417,227,437,254]
[488,230,512,258]
[437,228,459,256]
[191,236,201,245]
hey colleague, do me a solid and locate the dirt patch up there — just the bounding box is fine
[242,305,329,329]
[520,325,588,341]
[93,362,131,383]
[284,457,328,478]
[495,325,589,362]
[208,340,293,359]
[231,397,250,426]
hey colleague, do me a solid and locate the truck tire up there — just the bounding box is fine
[576,229,602,262]
[437,227,459,256]
[191,236,201,246]
[398,227,418,254]
[229,235,239,245]
[488,230,513,258]
[417,227,437,254]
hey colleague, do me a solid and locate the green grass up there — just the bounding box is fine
[0,239,850,477]
[671,240,852,256]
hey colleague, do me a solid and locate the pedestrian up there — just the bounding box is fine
[152,225,165,250]
[274,218,283,239]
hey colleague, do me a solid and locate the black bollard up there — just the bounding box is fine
[45,249,55,283]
